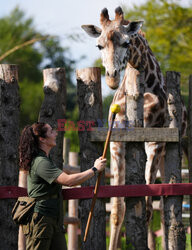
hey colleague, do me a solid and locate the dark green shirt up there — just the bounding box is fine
[27,150,63,217]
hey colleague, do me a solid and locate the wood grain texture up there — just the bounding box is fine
[77,67,106,250]
[163,71,186,250]
[124,68,148,249]
[188,75,192,248]
[0,64,20,249]
[90,127,179,142]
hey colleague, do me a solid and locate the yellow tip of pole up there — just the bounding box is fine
[110,104,121,114]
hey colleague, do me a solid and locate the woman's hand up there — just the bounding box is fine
[93,157,107,172]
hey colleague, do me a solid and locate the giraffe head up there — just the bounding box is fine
[82,7,143,89]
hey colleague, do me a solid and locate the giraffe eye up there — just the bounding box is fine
[121,42,129,48]
[96,45,104,50]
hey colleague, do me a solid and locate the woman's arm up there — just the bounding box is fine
[55,157,106,186]
[55,168,94,186]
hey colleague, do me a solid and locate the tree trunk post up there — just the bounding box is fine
[68,152,79,250]
[38,67,66,231]
[39,67,66,168]
[124,67,148,249]
[188,75,192,248]
[0,64,20,249]
[163,71,186,250]
[76,67,105,250]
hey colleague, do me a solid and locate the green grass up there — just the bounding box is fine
[65,211,191,249]
[107,234,191,250]
[186,234,191,250]
[155,234,191,250]
[65,226,191,249]
[105,211,191,250]
[150,210,161,232]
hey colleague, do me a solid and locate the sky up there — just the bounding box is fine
[0,0,191,96]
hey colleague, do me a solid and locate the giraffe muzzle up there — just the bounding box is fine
[105,70,120,89]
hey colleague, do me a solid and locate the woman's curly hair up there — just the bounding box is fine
[19,122,48,170]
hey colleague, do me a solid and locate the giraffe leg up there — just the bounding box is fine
[145,142,165,250]
[109,142,125,250]
[145,142,165,224]
[159,149,166,250]
[148,149,166,250]
[110,197,125,250]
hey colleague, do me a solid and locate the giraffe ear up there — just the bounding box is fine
[81,25,102,38]
[125,21,144,36]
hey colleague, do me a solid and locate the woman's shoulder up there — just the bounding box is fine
[31,155,50,168]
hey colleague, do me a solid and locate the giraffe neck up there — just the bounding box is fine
[126,34,165,93]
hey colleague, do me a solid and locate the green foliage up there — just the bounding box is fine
[64,105,80,152]
[150,210,161,232]
[102,94,113,120]
[155,236,162,249]
[64,130,79,152]
[0,7,42,82]
[0,7,78,140]
[94,58,105,76]
[19,79,44,125]
[123,0,192,92]
[186,233,191,250]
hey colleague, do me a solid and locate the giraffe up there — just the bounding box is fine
[82,6,187,249]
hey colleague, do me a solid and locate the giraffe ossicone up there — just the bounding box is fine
[82,11,144,90]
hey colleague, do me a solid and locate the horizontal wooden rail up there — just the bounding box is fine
[90,127,179,142]
[62,183,192,200]
[64,216,80,225]
[2,183,192,200]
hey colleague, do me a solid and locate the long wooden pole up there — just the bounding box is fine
[83,112,116,242]
[188,75,192,248]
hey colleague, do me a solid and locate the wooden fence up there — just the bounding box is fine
[0,64,192,250]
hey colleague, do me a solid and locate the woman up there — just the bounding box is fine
[19,122,106,250]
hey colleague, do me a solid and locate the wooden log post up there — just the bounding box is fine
[68,152,79,250]
[0,64,20,249]
[38,68,66,230]
[39,68,66,168]
[124,67,148,249]
[188,75,192,247]
[76,68,105,250]
[163,71,186,250]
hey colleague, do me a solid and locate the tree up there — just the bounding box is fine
[41,37,77,117]
[0,7,43,82]
[0,7,77,128]
[123,0,192,101]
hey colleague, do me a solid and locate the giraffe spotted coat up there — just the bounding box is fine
[82,6,187,250]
